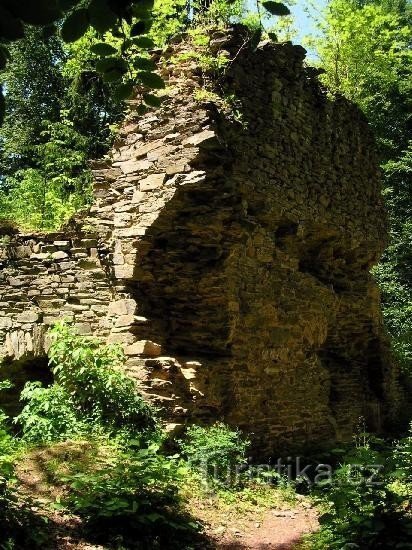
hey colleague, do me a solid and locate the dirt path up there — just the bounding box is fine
[206,506,317,549]
[15,444,318,549]
[45,508,317,550]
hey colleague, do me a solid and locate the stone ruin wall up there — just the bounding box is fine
[0,30,401,455]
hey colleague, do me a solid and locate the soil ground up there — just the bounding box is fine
[14,443,318,549]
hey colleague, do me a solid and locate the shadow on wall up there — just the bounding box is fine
[126,168,240,358]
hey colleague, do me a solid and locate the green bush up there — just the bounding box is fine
[391,423,412,499]
[16,322,156,445]
[180,422,250,486]
[0,381,49,549]
[16,382,85,444]
[62,442,183,522]
[308,430,412,549]
[0,381,15,478]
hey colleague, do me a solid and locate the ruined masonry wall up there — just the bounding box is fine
[0,31,400,455]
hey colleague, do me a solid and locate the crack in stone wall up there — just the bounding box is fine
[0,29,401,454]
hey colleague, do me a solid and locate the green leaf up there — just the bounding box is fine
[113,82,134,102]
[130,21,151,36]
[138,72,165,89]
[61,8,90,43]
[143,93,162,108]
[262,1,291,16]
[88,0,117,33]
[51,501,66,511]
[95,57,128,74]
[268,32,278,42]
[91,43,118,56]
[133,36,155,49]
[121,38,132,53]
[319,513,334,524]
[145,512,164,523]
[133,56,155,71]
[0,6,25,41]
[102,69,124,83]
[132,5,152,19]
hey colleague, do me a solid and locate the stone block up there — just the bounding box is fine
[115,314,135,327]
[116,159,151,174]
[16,311,39,324]
[124,340,162,357]
[74,322,92,335]
[0,317,12,329]
[108,299,137,316]
[182,129,216,147]
[139,173,166,191]
[52,251,69,260]
[165,163,187,176]
[114,265,134,279]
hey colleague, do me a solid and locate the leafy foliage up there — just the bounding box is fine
[16,382,86,443]
[0,0,291,120]
[5,324,205,546]
[314,0,412,378]
[0,26,123,230]
[0,1,292,230]
[308,428,412,549]
[0,381,50,550]
[262,1,291,16]
[62,442,183,522]
[0,118,93,230]
[16,322,156,444]
[0,0,164,121]
[180,422,250,486]
[0,381,14,478]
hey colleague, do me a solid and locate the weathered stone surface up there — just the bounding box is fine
[124,340,162,357]
[182,129,216,147]
[16,312,39,324]
[116,159,151,174]
[108,299,137,316]
[0,30,401,455]
[133,139,163,158]
[139,173,166,191]
[51,251,69,260]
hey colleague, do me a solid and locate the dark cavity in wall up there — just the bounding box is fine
[0,356,52,418]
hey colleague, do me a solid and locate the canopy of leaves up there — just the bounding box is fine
[0,0,161,122]
[314,0,412,375]
[0,27,123,230]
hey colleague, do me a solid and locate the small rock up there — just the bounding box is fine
[52,251,69,260]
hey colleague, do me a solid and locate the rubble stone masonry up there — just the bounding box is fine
[0,28,400,454]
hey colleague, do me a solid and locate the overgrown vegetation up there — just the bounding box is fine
[0,0,412,548]
[0,324,294,548]
[305,425,412,549]
[2,320,411,549]
[0,0,290,231]
[0,27,123,230]
[14,322,156,445]
[312,0,412,378]
[300,1,412,544]
[180,422,250,486]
